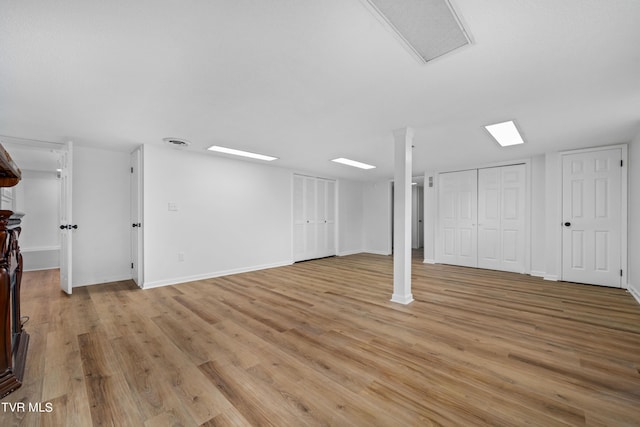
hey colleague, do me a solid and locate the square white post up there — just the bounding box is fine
[391,128,414,304]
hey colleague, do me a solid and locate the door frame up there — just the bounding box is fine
[558,144,628,288]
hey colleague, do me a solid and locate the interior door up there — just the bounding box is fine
[303,176,317,260]
[478,164,526,273]
[316,179,327,257]
[325,180,336,257]
[437,169,477,267]
[293,175,336,261]
[412,186,424,249]
[562,148,622,287]
[130,148,143,287]
[59,141,73,294]
[293,174,317,261]
[316,179,336,258]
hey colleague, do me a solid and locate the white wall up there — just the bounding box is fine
[16,170,60,271]
[628,131,640,302]
[530,155,546,276]
[337,179,364,255]
[423,171,436,263]
[72,146,131,286]
[142,145,366,288]
[543,152,562,281]
[142,145,294,288]
[362,180,392,255]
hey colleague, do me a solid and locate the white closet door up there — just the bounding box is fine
[478,167,500,269]
[322,179,336,258]
[293,175,306,261]
[305,177,317,257]
[316,179,328,256]
[562,148,622,287]
[293,175,336,262]
[478,165,526,273]
[437,169,477,267]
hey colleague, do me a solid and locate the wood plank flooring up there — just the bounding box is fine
[2,252,640,426]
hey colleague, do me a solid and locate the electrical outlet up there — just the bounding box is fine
[168,202,178,211]
[178,252,185,262]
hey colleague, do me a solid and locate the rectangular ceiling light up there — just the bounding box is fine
[362,0,471,63]
[331,157,376,170]
[484,120,525,147]
[207,145,278,161]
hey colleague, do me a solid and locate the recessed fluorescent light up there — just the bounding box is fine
[484,120,524,147]
[331,157,376,170]
[207,145,278,161]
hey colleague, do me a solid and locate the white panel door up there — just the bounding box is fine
[316,179,328,256]
[562,148,622,287]
[437,170,477,267]
[321,179,336,258]
[59,141,73,294]
[293,175,318,262]
[478,164,526,273]
[303,176,317,260]
[293,174,306,261]
[130,148,143,287]
[293,175,336,262]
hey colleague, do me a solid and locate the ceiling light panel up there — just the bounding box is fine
[484,121,525,147]
[207,145,278,161]
[363,0,471,63]
[331,158,376,170]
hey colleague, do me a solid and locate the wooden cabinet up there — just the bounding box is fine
[0,144,27,398]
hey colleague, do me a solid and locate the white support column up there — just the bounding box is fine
[391,128,414,304]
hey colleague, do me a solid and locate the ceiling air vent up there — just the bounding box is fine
[163,137,190,148]
[362,0,471,63]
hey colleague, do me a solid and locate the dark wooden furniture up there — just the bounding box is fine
[0,144,27,398]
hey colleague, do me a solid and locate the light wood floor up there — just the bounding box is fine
[2,252,640,426]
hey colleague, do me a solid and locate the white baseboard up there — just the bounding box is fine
[423,258,436,264]
[628,285,640,306]
[21,246,61,253]
[364,250,392,256]
[337,249,363,257]
[142,260,293,290]
[543,274,559,281]
[73,273,133,288]
[530,270,546,278]
[23,266,60,272]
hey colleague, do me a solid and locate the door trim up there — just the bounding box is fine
[558,144,628,288]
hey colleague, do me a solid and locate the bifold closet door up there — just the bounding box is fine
[293,175,336,262]
[477,164,526,273]
[293,175,315,261]
[316,179,336,258]
[437,169,478,267]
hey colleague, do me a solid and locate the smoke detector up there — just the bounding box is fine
[163,137,190,148]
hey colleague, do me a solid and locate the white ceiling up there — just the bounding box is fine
[1,0,639,181]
